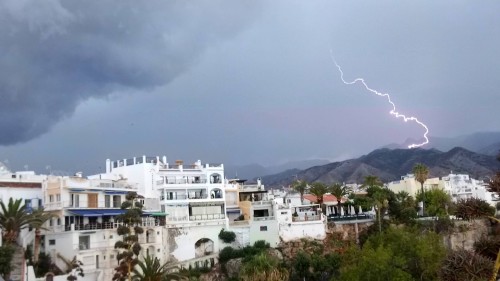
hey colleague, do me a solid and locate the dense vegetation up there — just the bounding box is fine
[220,161,500,281]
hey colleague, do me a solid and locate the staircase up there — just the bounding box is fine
[9,245,25,281]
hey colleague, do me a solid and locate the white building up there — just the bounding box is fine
[42,174,165,281]
[442,173,498,206]
[388,173,498,207]
[225,179,280,248]
[0,169,46,248]
[387,174,442,197]
[100,156,227,268]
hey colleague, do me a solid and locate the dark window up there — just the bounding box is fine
[105,195,111,208]
[260,226,267,231]
[113,195,121,208]
[49,239,56,245]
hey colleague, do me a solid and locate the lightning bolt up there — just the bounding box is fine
[331,53,429,149]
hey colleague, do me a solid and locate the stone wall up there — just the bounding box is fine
[444,219,491,250]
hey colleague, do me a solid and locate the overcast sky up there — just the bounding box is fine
[1,1,499,175]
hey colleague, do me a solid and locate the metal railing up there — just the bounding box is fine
[59,219,165,232]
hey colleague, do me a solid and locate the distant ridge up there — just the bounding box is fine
[384,131,500,156]
[261,147,500,187]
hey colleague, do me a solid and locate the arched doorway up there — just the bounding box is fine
[210,188,223,199]
[194,238,214,258]
[210,173,222,184]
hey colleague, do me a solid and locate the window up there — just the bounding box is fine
[57,218,61,225]
[260,226,267,231]
[113,195,121,208]
[49,219,53,226]
[79,236,90,250]
[70,194,80,207]
[49,239,56,245]
[105,195,111,208]
[56,194,61,202]
[49,195,54,203]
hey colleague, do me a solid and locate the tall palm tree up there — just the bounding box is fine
[413,163,429,216]
[309,182,328,206]
[292,180,308,204]
[329,183,350,215]
[372,191,389,233]
[361,175,383,189]
[29,207,56,263]
[0,198,35,244]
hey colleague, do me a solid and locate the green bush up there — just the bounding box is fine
[218,229,236,243]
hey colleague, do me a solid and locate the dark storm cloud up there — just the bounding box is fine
[0,0,261,145]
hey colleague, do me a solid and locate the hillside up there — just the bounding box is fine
[261,147,500,187]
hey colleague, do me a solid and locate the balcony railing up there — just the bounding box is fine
[251,200,272,206]
[189,214,226,221]
[159,179,208,185]
[292,215,321,222]
[45,200,124,209]
[59,219,165,232]
[161,194,211,200]
[253,216,275,221]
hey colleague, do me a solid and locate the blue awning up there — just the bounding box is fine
[68,209,125,217]
[104,191,129,194]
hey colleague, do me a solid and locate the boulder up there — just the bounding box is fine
[225,257,243,279]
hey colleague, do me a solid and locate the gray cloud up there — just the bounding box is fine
[0,0,261,145]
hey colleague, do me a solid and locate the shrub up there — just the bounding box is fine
[454,198,495,220]
[218,229,236,243]
[440,249,494,281]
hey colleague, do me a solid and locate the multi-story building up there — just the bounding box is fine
[225,179,280,248]
[42,174,165,280]
[387,174,442,197]
[442,173,498,205]
[101,156,227,268]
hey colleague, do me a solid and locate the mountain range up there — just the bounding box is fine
[261,147,500,188]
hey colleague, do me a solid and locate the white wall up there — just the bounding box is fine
[278,220,327,242]
[166,224,224,263]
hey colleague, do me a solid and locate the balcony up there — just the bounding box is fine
[189,214,226,221]
[251,200,272,206]
[158,179,208,185]
[53,219,165,233]
[292,215,321,222]
[253,216,275,221]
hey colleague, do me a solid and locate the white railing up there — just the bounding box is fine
[190,214,226,221]
[251,200,272,206]
[292,215,321,222]
[253,216,275,221]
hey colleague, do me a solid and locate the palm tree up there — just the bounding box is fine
[329,183,350,216]
[132,254,185,281]
[29,207,56,263]
[361,175,382,189]
[413,163,429,216]
[0,198,35,244]
[292,180,308,204]
[309,182,328,206]
[372,191,389,233]
[240,252,289,281]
